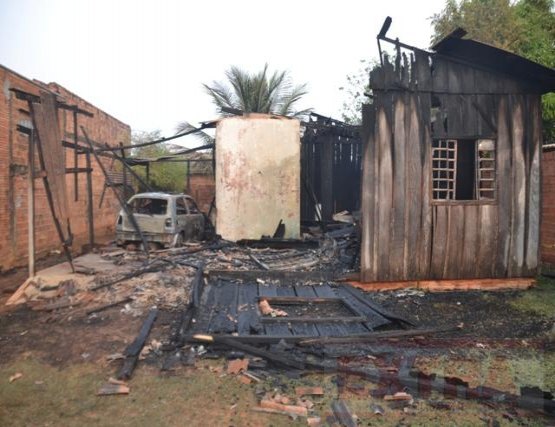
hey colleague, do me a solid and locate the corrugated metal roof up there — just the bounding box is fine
[432,32,555,93]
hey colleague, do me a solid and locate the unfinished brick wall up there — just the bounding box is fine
[0,64,130,272]
[542,148,555,268]
[186,174,214,214]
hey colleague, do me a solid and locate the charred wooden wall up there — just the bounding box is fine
[361,52,542,282]
[301,117,362,223]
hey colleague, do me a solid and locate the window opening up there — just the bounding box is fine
[432,139,496,202]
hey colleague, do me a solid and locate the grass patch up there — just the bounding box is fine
[510,276,555,317]
[0,358,299,427]
[0,356,552,426]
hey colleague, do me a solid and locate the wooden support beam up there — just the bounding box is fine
[261,315,366,324]
[73,110,78,201]
[65,167,92,174]
[10,88,94,117]
[27,131,35,278]
[85,151,94,247]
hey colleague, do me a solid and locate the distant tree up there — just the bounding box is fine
[430,0,521,49]
[338,59,376,125]
[203,64,310,117]
[431,0,555,141]
[130,130,187,193]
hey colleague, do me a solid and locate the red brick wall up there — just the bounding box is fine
[542,149,555,267]
[0,65,130,272]
[186,174,214,214]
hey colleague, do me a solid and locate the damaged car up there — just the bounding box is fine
[115,192,205,248]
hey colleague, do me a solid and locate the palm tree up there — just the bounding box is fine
[203,64,310,117]
[174,121,215,145]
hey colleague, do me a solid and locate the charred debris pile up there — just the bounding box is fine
[7,221,555,419]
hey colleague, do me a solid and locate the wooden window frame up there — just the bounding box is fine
[431,138,498,206]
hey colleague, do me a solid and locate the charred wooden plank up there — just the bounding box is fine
[444,205,464,278]
[191,263,204,309]
[525,95,541,275]
[86,296,132,315]
[237,282,261,335]
[331,400,357,427]
[90,262,164,291]
[341,285,414,326]
[495,96,512,276]
[360,103,377,282]
[258,296,344,304]
[237,238,319,250]
[124,309,158,357]
[192,334,305,370]
[118,308,158,380]
[376,102,393,281]
[208,280,239,334]
[189,282,215,334]
[334,286,388,331]
[261,316,366,324]
[405,94,423,280]
[389,94,407,279]
[297,325,459,346]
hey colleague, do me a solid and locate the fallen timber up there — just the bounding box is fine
[117,308,158,380]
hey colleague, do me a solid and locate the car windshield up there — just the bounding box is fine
[129,197,168,215]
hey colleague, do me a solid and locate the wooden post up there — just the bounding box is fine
[145,162,150,187]
[27,100,74,272]
[186,160,191,193]
[86,150,94,247]
[120,143,127,200]
[27,131,35,277]
[73,110,79,201]
[81,127,149,257]
[320,134,334,222]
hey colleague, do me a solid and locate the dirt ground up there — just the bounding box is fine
[0,266,554,426]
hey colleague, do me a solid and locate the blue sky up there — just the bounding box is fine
[0,0,445,144]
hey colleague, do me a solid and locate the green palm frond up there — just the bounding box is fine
[175,121,215,145]
[203,64,308,117]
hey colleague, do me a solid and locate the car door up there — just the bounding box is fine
[184,197,205,240]
[174,197,189,236]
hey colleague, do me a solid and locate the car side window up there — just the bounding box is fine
[175,198,188,215]
[185,198,199,214]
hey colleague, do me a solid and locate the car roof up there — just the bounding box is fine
[129,192,194,200]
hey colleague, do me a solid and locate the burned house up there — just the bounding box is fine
[360,28,555,284]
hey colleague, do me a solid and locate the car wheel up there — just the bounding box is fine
[171,232,184,248]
